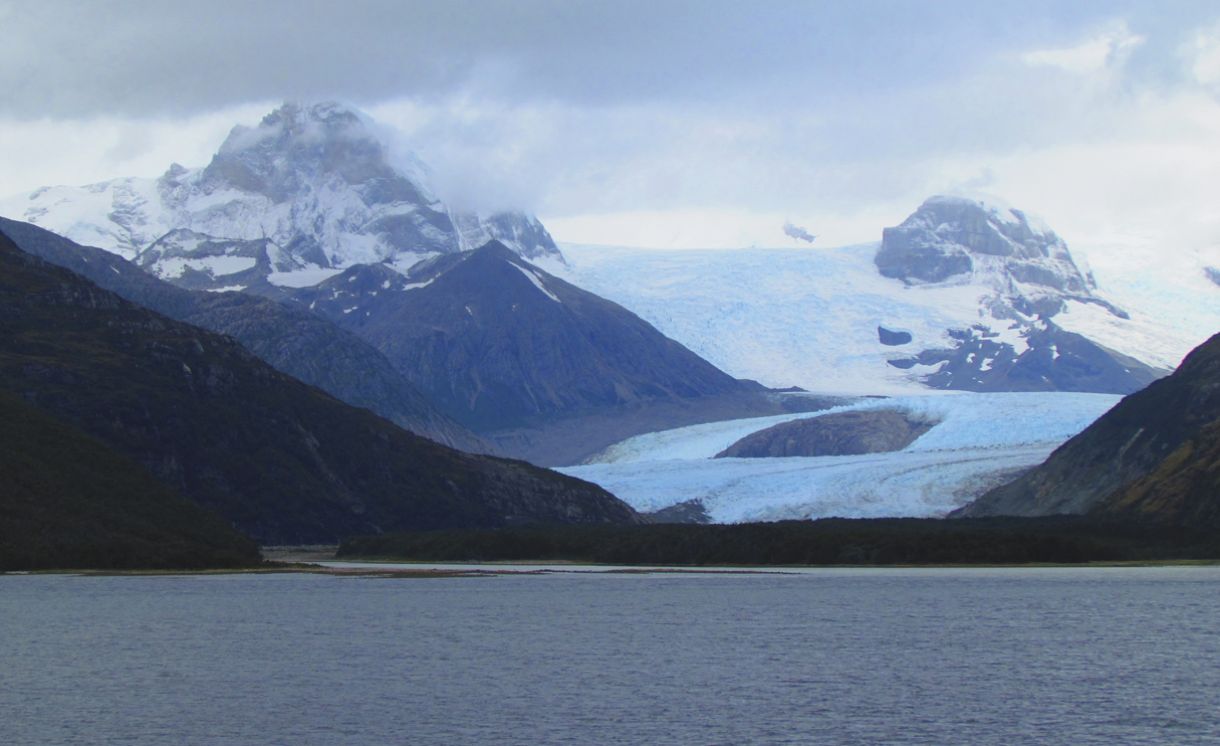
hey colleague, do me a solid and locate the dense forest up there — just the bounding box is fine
[338,516,1220,566]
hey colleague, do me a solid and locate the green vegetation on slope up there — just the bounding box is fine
[0,391,259,571]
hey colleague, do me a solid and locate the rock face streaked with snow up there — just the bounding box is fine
[285,240,756,433]
[1,102,560,290]
[549,196,1198,397]
[560,392,1121,523]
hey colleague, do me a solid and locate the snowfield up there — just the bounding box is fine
[541,243,1218,393]
[560,392,1120,523]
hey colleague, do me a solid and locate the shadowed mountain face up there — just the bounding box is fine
[0,217,485,452]
[0,232,637,544]
[957,332,1220,524]
[0,390,260,571]
[289,242,758,432]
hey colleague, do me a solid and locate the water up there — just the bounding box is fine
[3,567,1220,745]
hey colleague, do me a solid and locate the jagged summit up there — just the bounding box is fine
[877,195,1094,296]
[1,101,561,286]
[195,101,432,207]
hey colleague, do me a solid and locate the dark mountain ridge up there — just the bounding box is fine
[0,231,637,545]
[289,241,762,433]
[0,216,485,452]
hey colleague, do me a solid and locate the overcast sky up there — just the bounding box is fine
[3,0,1220,260]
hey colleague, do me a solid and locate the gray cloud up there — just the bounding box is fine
[0,0,1149,119]
[3,0,1219,254]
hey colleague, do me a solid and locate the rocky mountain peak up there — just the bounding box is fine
[4,102,560,270]
[876,195,1093,295]
[197,101,419,206]
[871,196,1160,395]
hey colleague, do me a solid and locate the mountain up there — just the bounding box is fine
[553,196,1198,397]
[874,196,1162,394]
[0,231,637,544]
[0,390,260,571]
[956,332,1220,523]
[287,242,764,436]
[0,216,485,451]
[0,101,560,287]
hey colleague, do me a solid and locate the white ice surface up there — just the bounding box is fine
[267,267,346,287]
[545,244,992,395]
[547,242,1215,394]
[560,392,1119,523]
[154,255,257,279]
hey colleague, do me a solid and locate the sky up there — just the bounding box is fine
[2,0,1220,263]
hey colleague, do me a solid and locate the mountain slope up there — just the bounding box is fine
[0,101,560,276]
[0,216,484,451]
[0,390,259,571]
[1095,419,1220,526]
[0,232,636,544]
[290,241,759,432]
[957,332,1220,521]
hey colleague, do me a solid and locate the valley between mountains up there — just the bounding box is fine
[2,101,1217,569]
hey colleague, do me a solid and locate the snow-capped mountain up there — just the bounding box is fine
[1,102,560,290]
[877,195,1094,296]
[549,196,1204,396]
[872,196,1160,393]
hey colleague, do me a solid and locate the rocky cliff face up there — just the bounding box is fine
[1,102,560,286]
[876,196,1164,395]
[956,332,1220,522]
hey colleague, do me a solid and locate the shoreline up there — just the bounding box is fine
[4,556,1219,579]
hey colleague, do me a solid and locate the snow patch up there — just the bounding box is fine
[267,267,345,288]
[510,262,561,303]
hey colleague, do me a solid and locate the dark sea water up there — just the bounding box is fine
[3,567,1220,745]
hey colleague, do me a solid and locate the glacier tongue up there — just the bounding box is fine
[560,392,1121,522]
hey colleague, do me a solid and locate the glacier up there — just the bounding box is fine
[542,240,1214,395]
[559,391,1121,522]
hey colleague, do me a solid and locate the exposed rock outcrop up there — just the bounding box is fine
[715,408,937,458]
